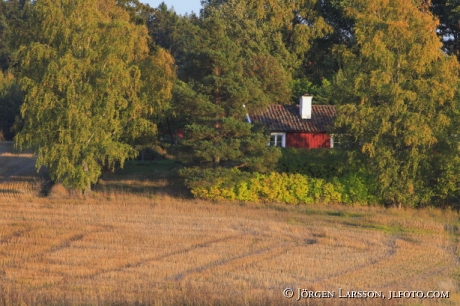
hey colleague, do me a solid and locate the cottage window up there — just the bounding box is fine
[269,133,286,147]
[330,134,351,149]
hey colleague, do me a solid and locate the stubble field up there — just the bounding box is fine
[0,142,459,305]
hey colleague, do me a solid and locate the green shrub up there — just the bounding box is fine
[179,167,251,200]
[276,148,348,179]
[180,167,375,205]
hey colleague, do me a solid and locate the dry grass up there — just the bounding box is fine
[0,196,458,305]
[0,142,459,305]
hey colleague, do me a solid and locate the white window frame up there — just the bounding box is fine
[330,134,345,148]
[269,132,286,148]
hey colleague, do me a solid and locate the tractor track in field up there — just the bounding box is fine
[0,229,32,245]
[78,234,242,281]
[169,241,293,281]
[307,236,398,285]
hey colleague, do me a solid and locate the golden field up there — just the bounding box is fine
[0,142,459,305]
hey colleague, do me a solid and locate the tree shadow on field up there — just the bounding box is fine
[0,154,38,182]
[94,159,190,198]
[0,141,50,196]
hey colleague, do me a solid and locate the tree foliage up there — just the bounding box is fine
[0,0,34,72]
[302,0,355,83]
[15,0,175,191]
[201,0,332,75]
[115,0,155,25]
[173,8,293,172]
[333,0,460,206]
[148,2,182,53]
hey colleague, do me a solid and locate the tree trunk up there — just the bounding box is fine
[167,117,175,145]
[82,161,91,195]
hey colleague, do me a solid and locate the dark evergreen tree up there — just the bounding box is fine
[431,0,460,60]
[175,13,287,172]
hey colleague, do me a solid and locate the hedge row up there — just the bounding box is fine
[181,167,375,205]
[276,147,347,179]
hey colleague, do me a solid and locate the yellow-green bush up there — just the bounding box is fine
[181,167,375,205]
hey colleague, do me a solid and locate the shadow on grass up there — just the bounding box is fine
[94,159,190,198]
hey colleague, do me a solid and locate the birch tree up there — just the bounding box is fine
[15,0,175,191]
[333,0,460,206]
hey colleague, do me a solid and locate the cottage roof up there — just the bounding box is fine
[251,104,336,133]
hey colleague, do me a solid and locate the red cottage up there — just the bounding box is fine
[251,96,336,149]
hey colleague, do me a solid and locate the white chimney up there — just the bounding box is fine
[299,95,312,119]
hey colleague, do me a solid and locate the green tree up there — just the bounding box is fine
[148,2,182,53]
[147,5,197,146]
[302,0,355,84]
[201,0,332,75]
[0,0,34,72]
[15,0,175,191]
[333,0,460,206]
[175,11,288,172]
[115,0,155,25]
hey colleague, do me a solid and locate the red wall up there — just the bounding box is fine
[286,132,331,149]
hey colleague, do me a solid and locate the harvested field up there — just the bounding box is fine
[0,141,459,305]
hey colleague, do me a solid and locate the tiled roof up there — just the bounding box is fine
[250,104,336,133]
